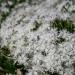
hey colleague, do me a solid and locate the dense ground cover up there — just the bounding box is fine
[0,0,75,75]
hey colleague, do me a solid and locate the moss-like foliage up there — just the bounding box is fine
[0,46,16,73]
[31,20,42,31]
[51,18,75,33]
[55,37,66,44]
[0,12,10,26]
[11,0,26,7]
[15,62,28,75]
[0,13,8,28]
[0,56,16,73]
[0,46,10,56]
[0,0,4,6]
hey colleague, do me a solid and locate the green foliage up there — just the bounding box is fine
[0,46,10,56]
[31,20,42,31]
[55,37,65,44]
[0,56,16,73]
[0,46,16,73]
[15,62,28,75]
[0,0,4,6]
[52,18,75,33]
[18,0,26,4]
[11,0,26,7]
[0,12,10,25]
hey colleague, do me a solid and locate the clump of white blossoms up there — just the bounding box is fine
[1,0,75,75]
